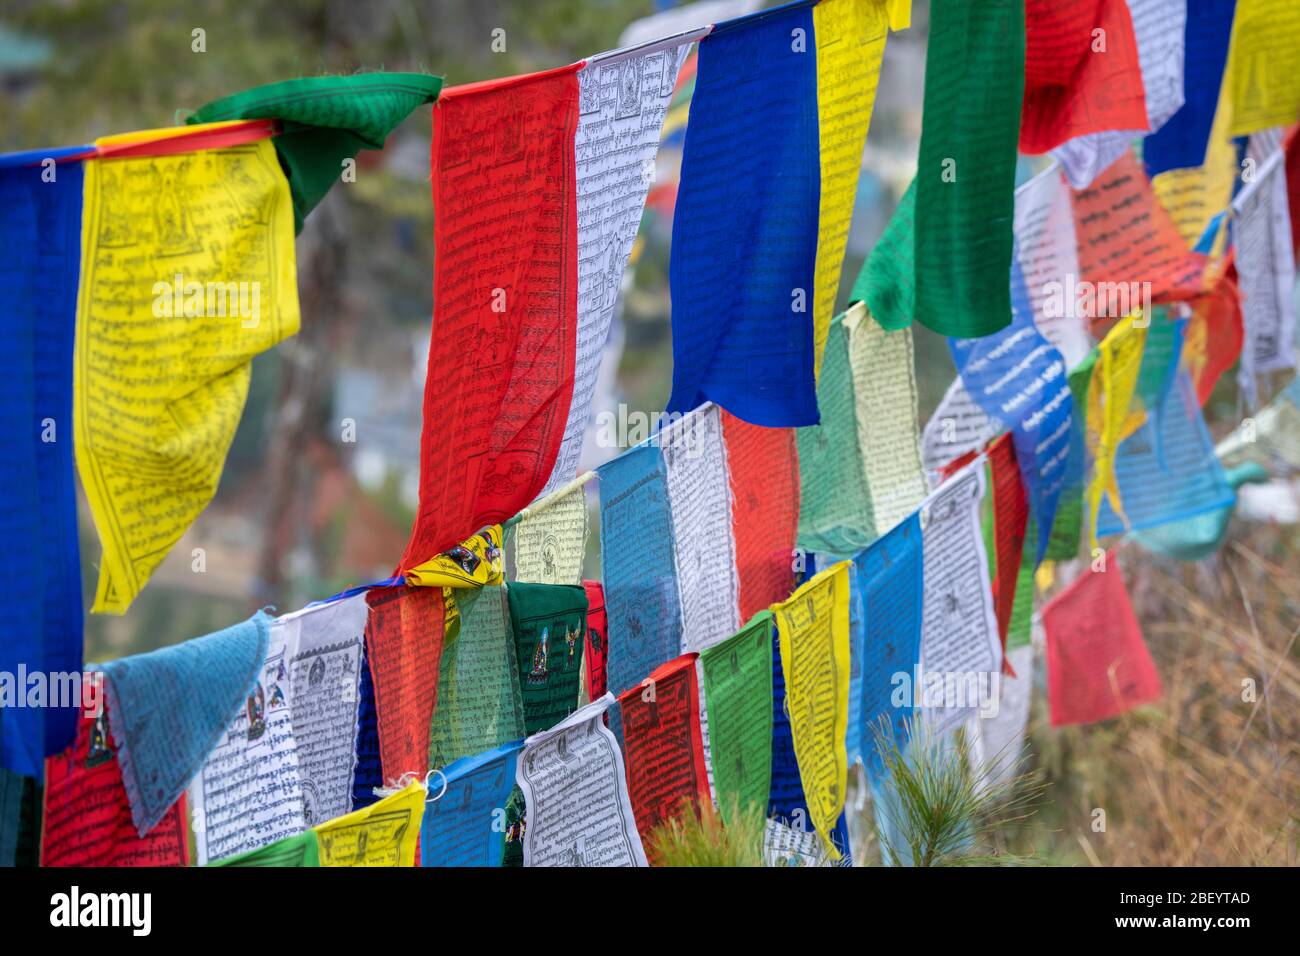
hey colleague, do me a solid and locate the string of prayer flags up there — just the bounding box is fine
[0,153,84,775]
[515,694,648,867]
[950,255,1074,560]
[188,73,442,231]
[845,306,927,537]
[74,131,300,614]
[1043,557,1162,725]
[278,596,368,825]
[720,410,799,620]
[661,404,741,651]
[209,830,319,867]
[365,586,446,790]
[918,464,1002,733]
[772,560,851,859]
[100,611,271,835]
[42,705,189,867]
[420,740,522,867]
[189,621,304,865]
[1051,0,1188,189]
[404,527,504,589]
[1019,0,1147,157]
[1144,0,1237,175]
[1224,0,1300,136]
[699,612,774,825]
[668,0,893,427]
[427,587,524,771]
[855,514,923,779]
[314,780,425,867]
[617,654,711,850]
[597,442,681,697]
[541,32,698,495]
[797,316,876,556]
[398,64,581,571]
[508,582,588,734]
[1231,148,1297,407]
[582,580,609,702]
[512,483,587,584]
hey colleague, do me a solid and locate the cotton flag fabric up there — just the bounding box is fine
[427,587,525,771]
[597,442,682,697]
[365,585,447,787]
[797,316,876,556]
[209,830,319,867]
[515,694,648,867]
[583,580,609,702]
[1144,0,1237,175]
[668,0,893,427]
[187,73,443,231]
[1050,0,1188,189]
[699,612,774,825]
[772,561,851,859]
[508,582,588,735]
[845,305,927,536]
[617,653,711,851]
[1224,0,1300,137]
[541,33,699,495]
[42,706,189,867]
[314,781,425,867]
[1043,559,1162,726]
[854,513,923,780]
[100,611,271,836]
[721,410,799,620]
[399,65,581,572]
[74,131,300,614]
[0,154,84,775]
[513,484,587,584]
[1019,0,1148,156]
[420,739,522,867]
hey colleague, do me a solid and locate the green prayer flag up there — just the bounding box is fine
[189,73,443,231]
[208,830,319,867]
[506,582,587,736]
[854,0,1023,338]
[699,611,774,827]
[428,587,525,771]
[1006,517,1036,651]
[797,318,876,556]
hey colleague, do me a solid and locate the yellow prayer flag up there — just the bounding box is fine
[886,0,911,32]
[1086,315,1149,548]
[404,526,505,588]
[811,0,890,378]
[1152,81,1236,253]
[771,560,851,859]
[314,782,425,867]
[74,136,299,613]
[1225,0,1300,137]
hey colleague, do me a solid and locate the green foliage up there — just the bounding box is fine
[645,796,766,868]
[869,718,1047,867]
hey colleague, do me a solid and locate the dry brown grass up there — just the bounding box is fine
[1022,524,1300,866]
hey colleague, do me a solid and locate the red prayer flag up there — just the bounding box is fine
[42,702,189,866]
[1020,0,1148,154]
[1070,151,1206,334]
[1186,264,1244,406]
[721,410,799,620]
[987,433,1028,673]
[365,585,447,786]
[1043,555,1162,726]
[616,653,710,853]
[399,65,581,572]
[582,579,608,702]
